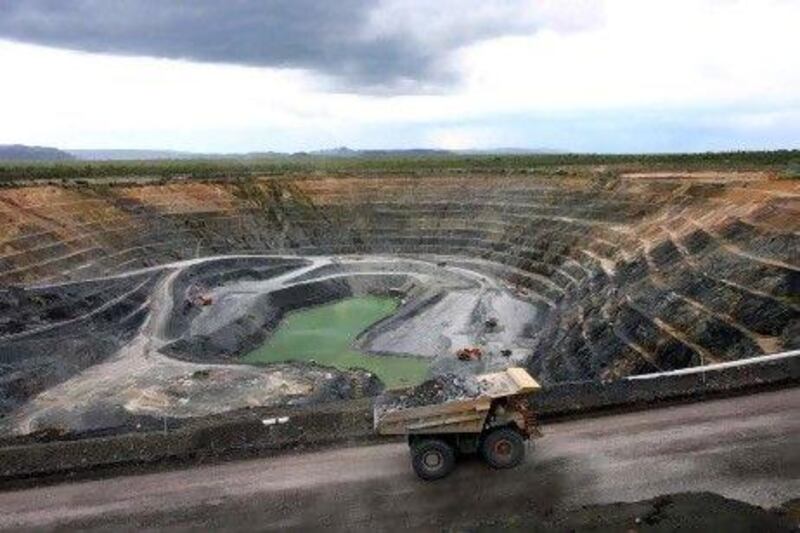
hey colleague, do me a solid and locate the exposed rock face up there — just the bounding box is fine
[0,274,156,413]
[0,173,797,434]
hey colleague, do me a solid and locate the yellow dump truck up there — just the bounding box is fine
[374,367,542,480]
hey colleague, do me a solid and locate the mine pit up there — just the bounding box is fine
[0,172,797,438]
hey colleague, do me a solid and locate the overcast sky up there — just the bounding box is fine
[0,0,798,153]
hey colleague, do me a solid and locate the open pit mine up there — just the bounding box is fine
[0,173,797,437]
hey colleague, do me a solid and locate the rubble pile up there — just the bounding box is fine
[375,373,487,416]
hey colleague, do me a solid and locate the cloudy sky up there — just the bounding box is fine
[1,0,798,153]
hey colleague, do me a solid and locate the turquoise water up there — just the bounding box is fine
[242,296,428,388]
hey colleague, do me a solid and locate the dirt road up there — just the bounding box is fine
[1,388,798,532]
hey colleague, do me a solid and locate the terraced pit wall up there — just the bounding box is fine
[1,174,797,388]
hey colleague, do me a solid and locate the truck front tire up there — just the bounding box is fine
[481,428,525,469]
[411,438,456,480]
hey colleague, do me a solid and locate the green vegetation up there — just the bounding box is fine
[242,296,429,388]
[1,150,799,182]
[784,161,800,179]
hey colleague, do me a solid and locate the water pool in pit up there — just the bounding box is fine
[242,296,429,388]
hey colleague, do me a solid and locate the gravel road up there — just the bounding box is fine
[1,387,797,531]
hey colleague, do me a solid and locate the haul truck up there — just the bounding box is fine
[374,367,542,480]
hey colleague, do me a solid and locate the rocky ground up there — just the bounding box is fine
[460,492,799,532]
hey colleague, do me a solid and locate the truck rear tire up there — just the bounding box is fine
[481,428,525,469]
[411,439,456,480]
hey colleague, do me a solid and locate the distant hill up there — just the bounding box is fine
[306,146,360,157]
[456,148,565,155]
[361,149,454,158]
[63,146,566,161]
[307,147,563,158]
[0,144,75,161]
[67,149,198,161]
[68,149,290,161]
[308,147,453,158]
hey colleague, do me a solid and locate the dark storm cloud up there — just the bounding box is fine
[0,0,556,92]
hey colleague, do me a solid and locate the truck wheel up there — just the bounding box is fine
[411,439,456,481]
[481,428,525,469]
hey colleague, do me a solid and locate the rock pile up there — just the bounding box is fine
[375,373,486,416]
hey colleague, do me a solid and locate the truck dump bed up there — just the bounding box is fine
[374,367,540,436]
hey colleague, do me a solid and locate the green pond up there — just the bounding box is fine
[242,296,429,388]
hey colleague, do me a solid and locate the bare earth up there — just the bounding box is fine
[0,387,797,532]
